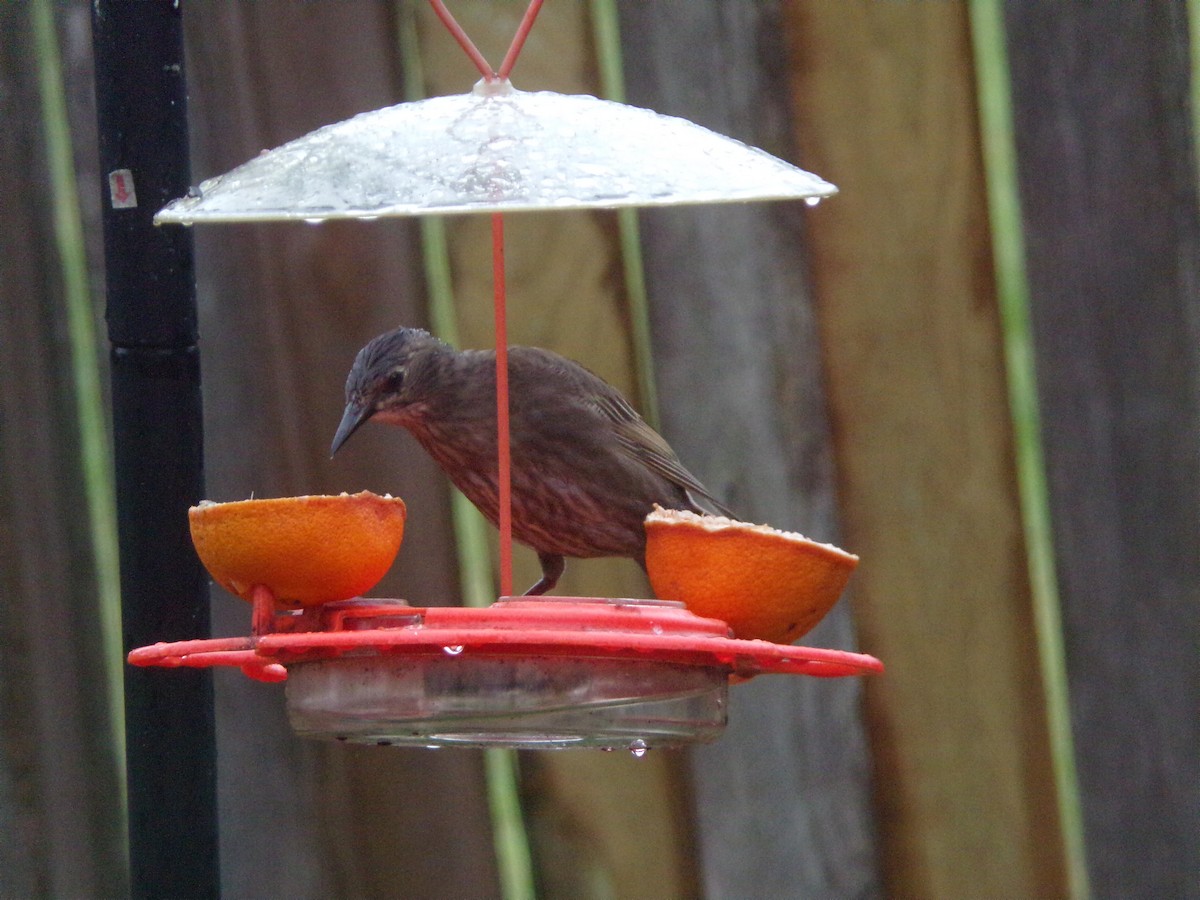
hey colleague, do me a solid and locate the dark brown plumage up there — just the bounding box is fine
[331,327,730,595]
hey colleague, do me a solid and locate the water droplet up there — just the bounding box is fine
[629,739,649,758]
[651,624,664,635]
[442,645,464,656]
[804,196,822,207]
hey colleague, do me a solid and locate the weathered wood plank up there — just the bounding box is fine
[181,5,499,897]
[619,3,882,897]
[785,1,1070,897]
[1003,3,1200,897]
[0,5,126,896]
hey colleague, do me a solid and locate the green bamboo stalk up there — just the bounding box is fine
[396,7,536,899]
[588,0,660,430]
[967,3,1089,898]
[30,0,128,832]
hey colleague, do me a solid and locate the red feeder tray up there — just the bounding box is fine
[129,592,881,750]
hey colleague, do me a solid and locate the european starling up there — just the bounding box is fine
[331,327,731,595]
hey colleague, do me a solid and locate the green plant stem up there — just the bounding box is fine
[30,0,127,834]
[589,0,660,429]
[968,3,1089,898]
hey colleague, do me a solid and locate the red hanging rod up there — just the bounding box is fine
[428,0,547,83]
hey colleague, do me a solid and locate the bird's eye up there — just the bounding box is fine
[384,369,405,393]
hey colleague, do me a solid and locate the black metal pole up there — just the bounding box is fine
[92,3,219,898]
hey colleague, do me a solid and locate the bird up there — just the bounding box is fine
[330,326,732,595]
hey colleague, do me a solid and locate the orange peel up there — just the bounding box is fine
[644,506,858,644]
[189,492,406,607]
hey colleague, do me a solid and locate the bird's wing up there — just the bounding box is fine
[592,389,735,518]
[511,347,734,517]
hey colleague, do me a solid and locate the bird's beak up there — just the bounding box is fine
[330,401,372,457]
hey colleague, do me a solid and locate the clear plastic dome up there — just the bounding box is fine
[156,80,836,224]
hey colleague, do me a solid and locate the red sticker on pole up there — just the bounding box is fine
[108,168,138,208]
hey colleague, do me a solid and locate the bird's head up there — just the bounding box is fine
[330,327,448,456]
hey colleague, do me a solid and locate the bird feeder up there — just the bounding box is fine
[136,2,881,751]
[129,491,878,748]
[132,593,879,750]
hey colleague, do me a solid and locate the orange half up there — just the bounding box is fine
[644,506,858,644]
[189,492,406,607]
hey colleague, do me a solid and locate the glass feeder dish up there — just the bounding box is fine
[129,593,882,750]
[284,598,729,749]
[155,80,836,224]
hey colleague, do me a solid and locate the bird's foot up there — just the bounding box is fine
[523,552,565,596]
